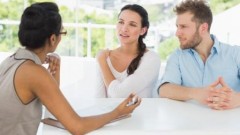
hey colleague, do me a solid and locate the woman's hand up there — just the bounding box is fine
[96,49,115,87]
[44,53,61,85]
[113,93,141,117]
[96,49,110,63]
[45,53,61,75]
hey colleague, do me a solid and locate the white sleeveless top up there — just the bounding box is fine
[0,48,42,135]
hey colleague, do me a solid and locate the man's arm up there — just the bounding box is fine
[159,83,197,101]
[158,49,213,104]
[159,82,218,106]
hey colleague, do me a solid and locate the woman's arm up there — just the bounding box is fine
[109,52,160,97]
[26,64,141,134]
[98,51,161,97]
[97,49,115,88]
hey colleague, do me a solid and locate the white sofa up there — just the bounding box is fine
[0,53,164,99]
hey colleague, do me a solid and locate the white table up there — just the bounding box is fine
[40,98,240,135]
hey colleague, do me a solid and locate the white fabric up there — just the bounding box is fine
[95,50,161,98]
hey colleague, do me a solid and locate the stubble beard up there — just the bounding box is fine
[180,30,202,50]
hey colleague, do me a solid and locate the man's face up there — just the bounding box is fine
[175,12,202,49]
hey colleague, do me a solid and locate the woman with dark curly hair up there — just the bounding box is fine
[0,2,141,135]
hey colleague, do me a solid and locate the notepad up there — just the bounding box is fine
[41,101,131,129]
[41,118,65,129]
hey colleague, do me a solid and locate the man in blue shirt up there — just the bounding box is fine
[158,0,240,110]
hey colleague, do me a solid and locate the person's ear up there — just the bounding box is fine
[199,22,209,33]
[140,27,147,36]
[49,34,57,46]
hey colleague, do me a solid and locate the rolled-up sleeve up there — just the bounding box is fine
[160,50,182,87]
[234,46,240,79]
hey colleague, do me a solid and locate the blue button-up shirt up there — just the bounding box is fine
[160,35,240,92]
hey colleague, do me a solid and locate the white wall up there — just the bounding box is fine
[211,4,240,45]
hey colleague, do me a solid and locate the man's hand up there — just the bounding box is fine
[194,78,219,105]
[207,77,240,110]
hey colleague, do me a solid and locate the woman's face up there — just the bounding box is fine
[116,9,146,46]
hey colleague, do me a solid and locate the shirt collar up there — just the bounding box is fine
[210,34,220,54]
[186,34,220,55]
[14,48,42,65]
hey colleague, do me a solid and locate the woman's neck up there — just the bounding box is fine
[28,47,48,64]
[119,43,138,56]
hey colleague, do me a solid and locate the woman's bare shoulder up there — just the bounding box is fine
[17,60,51,83]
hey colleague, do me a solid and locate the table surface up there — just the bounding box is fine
[40,98,240,135]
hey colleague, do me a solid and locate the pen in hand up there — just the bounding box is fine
[126,96,138,107]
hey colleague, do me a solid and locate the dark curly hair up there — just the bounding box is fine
[18,2,62,49]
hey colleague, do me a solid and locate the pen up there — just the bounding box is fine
[126,96,137,106]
